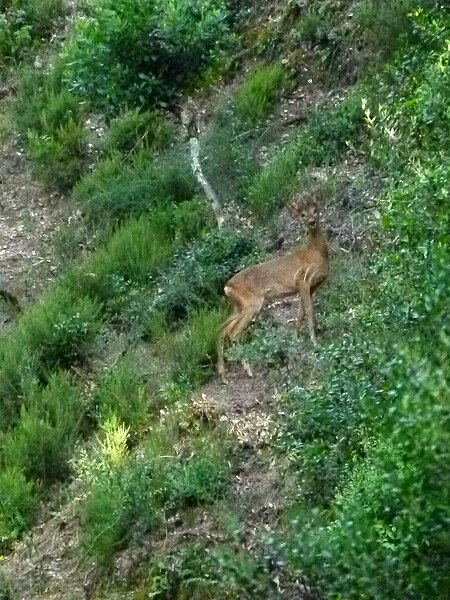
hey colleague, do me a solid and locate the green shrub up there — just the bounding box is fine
[0,467,36,552]
[201,104,260,205]
[63,208,188,308]
[159,432,230,508]
[63,0,231,114]
[233,62,287,125]
[27,118,87,190]
[0,288,101,430]
[160,306,227,386]
[15,65,77,137]
[2,373,85,484]
[102,108,175,156]
[354,0,417,59]
[147,543,272,599]
[77,417,159,564]
[74,148,196,223]
[78,411,231,565]
[92,364,149,431]
[14,65,88,190]
[0,0,64,62]
[247,92,364,217]
[146,227,261,330]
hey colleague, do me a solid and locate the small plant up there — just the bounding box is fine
[2,373,85,484]
[15,65,88,190]
[160,306,227,386]
[247,92,364,217]
[147,543,272,599]
[233,62,287,125]
[0,467,36,552]
[102,108,175,156]
[77,417,159,564]
[92,363,149,431]
[27,118,88,190]
[146,227,261,329]
[74,148,196,223]
[0,0,64,63]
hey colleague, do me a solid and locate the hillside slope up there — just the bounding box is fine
[1,1,449,599]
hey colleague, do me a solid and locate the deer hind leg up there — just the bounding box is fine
[296,297,305,332]
[227,296,264,378]
[217,285,248,381]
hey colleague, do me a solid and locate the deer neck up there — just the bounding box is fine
[306,224,328,258]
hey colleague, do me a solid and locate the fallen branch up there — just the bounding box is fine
[181,101,225,229]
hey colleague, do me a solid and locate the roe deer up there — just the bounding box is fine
[217,193,329,382]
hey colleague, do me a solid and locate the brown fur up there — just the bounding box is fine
[217,193,329,382]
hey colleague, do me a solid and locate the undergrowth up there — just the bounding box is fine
[1,1,449,598]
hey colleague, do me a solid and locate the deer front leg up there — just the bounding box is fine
[296,296,305,332]
[297,282,316,344]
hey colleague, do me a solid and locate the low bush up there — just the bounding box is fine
[146,227,261,332]
[201,102,260,205]
[247,92,365,217]
[27,118,87,189]
[0,467,36,552]
[63,0,231,114]
[78,413,231,565]
[233,62,287,125]
[102,108,175,157]
[63,202,208,311]
[159,306,227,387]
[0,288,101,430]
[147,543,272,599]
[15,65,88,190]
[74,148,196,224]
[2,373,85,484]
[0,0,64,64]
[92,363,149,432]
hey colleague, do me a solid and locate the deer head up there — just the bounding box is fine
[288,193,320,230]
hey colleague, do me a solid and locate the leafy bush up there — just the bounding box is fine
[201,102,260,205]
[92,363,149,431]
[102,108,175,156]
[146,227,261,330]
[15,66,88,190]
[63,203,206,310]
[78,414,230,565]
[2,373,85,484]
[74,148,196,223]
[64,0,231,113]
[77,418,158,564]
[0,288,101,430]
[233,62,287,125]
[0,467,36,552]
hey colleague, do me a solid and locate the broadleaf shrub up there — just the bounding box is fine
[145,227,262,332]
[63,0,231,113]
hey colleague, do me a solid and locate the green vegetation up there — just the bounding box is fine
[0,0,64,64]
[77,414,231,565]
[63,0,231,114]
[146,543,273,598]
[1,1,449,598]
[233,62,287,125]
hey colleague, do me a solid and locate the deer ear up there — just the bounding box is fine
[287,195,303,216]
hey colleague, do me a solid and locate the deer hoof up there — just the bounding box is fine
[243,361,253,378]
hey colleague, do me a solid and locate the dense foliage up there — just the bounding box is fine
[1,1,449,598]
[63,0,231,113]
